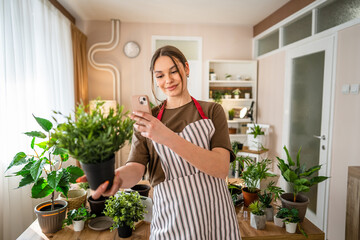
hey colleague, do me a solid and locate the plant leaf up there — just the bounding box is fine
[284,146,295,166]
[35,141,48,150]
[24,131,46,138]
[30,159,44,182]
[283,169,298,183]
[18,174,35,188]
[66,166,84,183]
[296,147,301,167]
[300,165,322,177]
[33,115,53,132]
[47,170,64,189]
[14,159,35,177]
[6,152,27,171]
[31,178,54,198]
[53,147,67,155]
[309,176,329,186]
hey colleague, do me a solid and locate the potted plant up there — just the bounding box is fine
[5,115,84,233]
[274,207,288,227]
[225,73,232,80]
[224,92,232,99]
[228,109,235,120]
[248,200,266,230]
[247,123,265,151]
[232,89,241,99]
[241,158,276,207]
[277,145,329,221]
[212,90,222,104]
[63,204,96,231]
[103,191,147,238]
[228,184,243,206]
[54,100,134,190]
[258,181,285,221]
[229,142,246,178]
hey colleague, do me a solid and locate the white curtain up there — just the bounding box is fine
[0,0,75,239]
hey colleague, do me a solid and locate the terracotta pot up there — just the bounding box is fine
[280,193,309,222]
[242,187,259,207]
[229,128,237,134]
[34,200,68,233]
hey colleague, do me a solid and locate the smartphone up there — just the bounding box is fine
[131,95,151,113]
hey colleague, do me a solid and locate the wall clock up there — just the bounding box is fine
[123,41,140,58]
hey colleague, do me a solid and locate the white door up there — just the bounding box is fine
[283,36,334,230]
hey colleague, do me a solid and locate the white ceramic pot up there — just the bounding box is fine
[273,215,285,227]
[245,93,250,99]
[265,207,274,221]
[285,222,297,233]
[210,73,217,81]
[234,95,240,99]
[73,220,85,232]
[247,134,265,151]
[224,95,231,99]
[250,212,266,230]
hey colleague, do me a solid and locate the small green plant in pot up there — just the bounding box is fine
[258,181,285,221]
[241,158,276,207]
[277,145,329,221]
[282,208,308,237]
[212,91,222,104]
[103,191,147,238]
[228,109,235,120]
[273,207,288,227]
[248,200,266,230]
[54,100,134,190]
[247,123,265,151]
[63,204,96,231]
[232,89,241,99]
[5,115,84,233]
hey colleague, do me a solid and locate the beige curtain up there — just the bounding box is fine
[71,24,89,107]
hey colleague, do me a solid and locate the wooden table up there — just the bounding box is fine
[19,180,324,240]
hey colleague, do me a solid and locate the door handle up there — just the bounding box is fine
[313,135,326,140]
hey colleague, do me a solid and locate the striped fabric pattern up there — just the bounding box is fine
[151,119,241,240]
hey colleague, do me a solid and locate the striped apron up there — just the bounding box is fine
[150,97,241,240]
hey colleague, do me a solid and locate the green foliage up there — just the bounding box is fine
[228,184,242,205]
[54,100,134,164]
[266,181,285,203]
[249,123,265,138]
[228,109,235,119]
[258,190,272,208]
[6,115,84,208]
[212,91,222,104]
[277,145,329,202]
[62,204,95,227]
[283,208,300,223]
[103,191,147,230]
[225,73,232,78]
[78,182,89,190]
[241,158,276,193]
[232,89,241,95]
[275,207,289,219]
[248,200,265,216]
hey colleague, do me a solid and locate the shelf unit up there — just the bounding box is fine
[205,60,257,142]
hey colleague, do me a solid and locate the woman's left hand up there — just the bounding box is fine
[130,111,173,144]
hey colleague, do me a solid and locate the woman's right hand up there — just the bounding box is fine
[76,170,122,200]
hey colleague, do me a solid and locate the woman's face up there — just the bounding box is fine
[153,56,189,98]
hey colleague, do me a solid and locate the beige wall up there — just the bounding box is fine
[82,21,253,165]
[326,23,360,240]
[257,23,360,239]
[257,51,286,173]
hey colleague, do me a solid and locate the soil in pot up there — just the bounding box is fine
[131,184,151,197]
[280,193,309,222]
[35,200,68,234]
[80,155,115,190]
[88,195,109,217]
[118,224,133,238]
[242,187,259,207]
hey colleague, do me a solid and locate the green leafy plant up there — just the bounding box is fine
[5,115,84,210]
[103,191,147,231]
[228,184,242,205]
[248,200,265,216]
[258,190,272,208]
[277,145,329,202]
[282,208,308,237]
[241,158,276,193]
[275,207,289,219]
[232,89,241,95]
[225,73,232,79]
[249,123,265,138]
[78,182,89,191]
[228,109,235,120]
[258,181,284,208]
[53,100,134,164]
[62,204,95,227]
[212,91,222,104]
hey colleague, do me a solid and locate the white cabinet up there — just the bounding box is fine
[204,60,257,142]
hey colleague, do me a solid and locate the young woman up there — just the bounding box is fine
[80,45,241,239]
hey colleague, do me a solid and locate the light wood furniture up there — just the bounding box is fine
[345,166,360,240]
[19,180,324,240]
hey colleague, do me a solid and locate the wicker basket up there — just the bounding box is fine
[58,189,87,210]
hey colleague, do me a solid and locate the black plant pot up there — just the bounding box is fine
[80,155,115,190]
[88,195,109,217]
[131,184,151,197]
[117,224,133,238]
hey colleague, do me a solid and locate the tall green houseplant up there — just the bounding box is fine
[54,101,134,190]
[5,115,84,233]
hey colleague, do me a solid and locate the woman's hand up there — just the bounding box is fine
[76,170,122,200]
[130,111,173,145]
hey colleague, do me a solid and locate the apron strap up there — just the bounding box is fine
[157,96,208,120]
